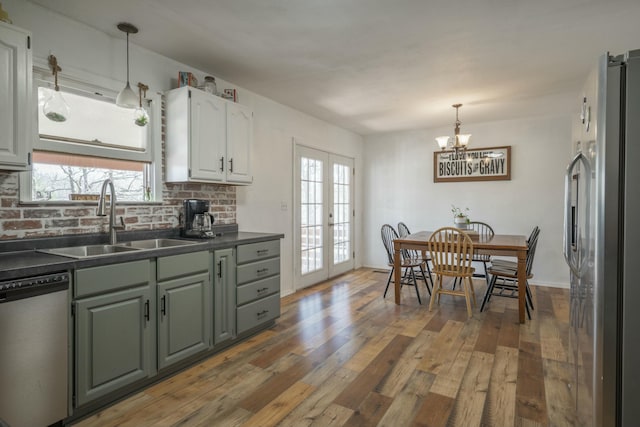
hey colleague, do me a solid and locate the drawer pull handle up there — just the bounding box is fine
[257,268,269,275]
[257,309,269,317]
[256,249,269,256]
[257,287,269,294]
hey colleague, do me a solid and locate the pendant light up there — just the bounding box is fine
[116,23,139,108]
[43,55,70,122]
[134,82,149,127]
[435,104,471,153]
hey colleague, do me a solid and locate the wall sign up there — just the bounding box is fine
[433,146,511,182]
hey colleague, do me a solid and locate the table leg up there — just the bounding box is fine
[394,241,402,304]
[517,248,526,323]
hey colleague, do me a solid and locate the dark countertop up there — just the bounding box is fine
[0,227,284,281]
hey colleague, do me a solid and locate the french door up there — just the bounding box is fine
[294,145,355,289]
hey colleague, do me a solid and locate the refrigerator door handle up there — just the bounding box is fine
[563,152,581,273]
[563,151,592,277]
[576,151,592,278]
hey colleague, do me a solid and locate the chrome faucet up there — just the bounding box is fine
[97,178,125,245]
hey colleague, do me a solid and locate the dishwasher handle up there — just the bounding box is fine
[0,272,70,303]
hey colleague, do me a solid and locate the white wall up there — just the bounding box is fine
[7,0,365,297]
[363,115,572,287]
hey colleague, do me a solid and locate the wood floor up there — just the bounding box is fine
[73,268,576,427]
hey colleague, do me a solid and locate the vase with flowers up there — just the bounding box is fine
[451,205,470,229]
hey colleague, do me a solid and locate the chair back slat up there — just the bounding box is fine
[380,224,399,265]
[468,221,495,239]
[398,222,411,238]
[526,226,540,275]
[428,227,474,276]
[398,222,420,259]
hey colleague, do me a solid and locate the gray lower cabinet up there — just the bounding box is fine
[157,251,211,370]
[74,260,153,407]
[214,248,236,345]
[71,239,281,415]
[236,240,281,334]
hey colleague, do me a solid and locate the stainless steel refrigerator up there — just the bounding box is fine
[565,50,640,427]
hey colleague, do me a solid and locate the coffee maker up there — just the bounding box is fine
[182,199,215,238]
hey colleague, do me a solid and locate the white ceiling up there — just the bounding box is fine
[26,0,640,135]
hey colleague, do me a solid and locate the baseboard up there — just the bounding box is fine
[529,280,569,289]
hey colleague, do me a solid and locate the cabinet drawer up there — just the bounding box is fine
[237,240,280,264]
[237,292,280,334]
[237,275,280,306]
[157,251,210,281]
[75,260,151,297]
[236,257,280,285]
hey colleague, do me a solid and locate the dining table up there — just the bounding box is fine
[393,230,529,323]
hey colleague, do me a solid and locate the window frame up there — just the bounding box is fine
[20,64,163,205]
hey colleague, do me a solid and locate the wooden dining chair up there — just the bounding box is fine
[467,221,495,285]
[380,224,427,304]
[480,226,540,318]
[397,222,433,290]
[428,227,476,318]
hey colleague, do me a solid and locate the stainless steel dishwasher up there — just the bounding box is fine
[0,271,70,427]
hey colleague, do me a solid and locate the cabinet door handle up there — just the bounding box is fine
[218,260,223,278]
[144,300,150,321]
[161,295,166,316]
[229,158,234,173]
[220,156,225,172]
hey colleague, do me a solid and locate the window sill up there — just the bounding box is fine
[18,200,164,207]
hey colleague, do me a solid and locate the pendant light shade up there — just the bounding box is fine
[116,23,139,109]
[117,82,138,108]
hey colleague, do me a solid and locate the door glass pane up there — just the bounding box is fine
[333,163,351,264]
[301,157,324,275]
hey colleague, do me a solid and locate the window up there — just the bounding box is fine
[31,151,146,202]
[21,68,160,203]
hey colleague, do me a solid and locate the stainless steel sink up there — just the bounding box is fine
[119,238,198,249]
[38,244,140,259]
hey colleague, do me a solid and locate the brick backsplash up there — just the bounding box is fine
[0,173,236,240]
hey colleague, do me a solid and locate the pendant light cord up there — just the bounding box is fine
[126,32,130,84]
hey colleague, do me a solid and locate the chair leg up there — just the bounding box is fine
[424,260,434,288]
[383,267,394,298]
[463,277,473,318]
[429,275,441,312]
[480,274,497,312]
[525,281,535,310]
[482,261,491,286]
[410,267,421,305]
[469,277,477,307]
[420,264,431,295]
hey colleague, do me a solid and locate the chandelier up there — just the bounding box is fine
[435,104,471,153]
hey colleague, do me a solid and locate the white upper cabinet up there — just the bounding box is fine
[165,86,253,184]
[226,102,253,184]
[188,88,226,182]
[0,22,32,171]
